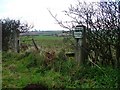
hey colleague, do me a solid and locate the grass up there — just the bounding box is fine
[2,51,119,88]
[20,35,75,57]
[20,35,72,53]
[2,35,119,89]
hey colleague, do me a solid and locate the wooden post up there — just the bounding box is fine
[74,25,87,65]
[32,38,39,52]
[0,35,1,90]
[0,22,1,47]
[82,26,87,64]
[14,31,17,52]
[17,39,20,53]
[75,39,79,62]
[13,30,20,53]
[14,31,18,53]
[75,39,82,65]
[117,1,120,68]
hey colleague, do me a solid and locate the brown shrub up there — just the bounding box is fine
[20,43,28,51]
[44,50,56,65]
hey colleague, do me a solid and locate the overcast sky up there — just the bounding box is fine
[0,0,101,31]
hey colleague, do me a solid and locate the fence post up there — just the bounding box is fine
[0,22,2,52]
[75,39,80,63]
[14,31,20,53]
[73,25,87,65]
[32,38,39,52]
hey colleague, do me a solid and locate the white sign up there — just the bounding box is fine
[74,27,83,39]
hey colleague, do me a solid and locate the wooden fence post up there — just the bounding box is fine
[32,38,39,52]
[0,22,2,52]
[14,31,20,53]
[73,25,87,65]
[75,39,82,64]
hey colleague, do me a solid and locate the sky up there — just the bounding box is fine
[0,0,102,31]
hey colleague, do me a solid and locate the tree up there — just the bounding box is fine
[1,18,33,52]
[1,18,20,51]
[49,1,119,67]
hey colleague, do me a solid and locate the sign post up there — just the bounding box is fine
[73,25,85,65]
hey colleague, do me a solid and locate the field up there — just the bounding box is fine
[2,35,119,89]
[20,35,73,52]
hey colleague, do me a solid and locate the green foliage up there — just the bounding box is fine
[2,51,119,88]
[1,18,20,51]
[2,51,20,61]
[54,1,120,67]
[1,18,32,51]
[2,35,119,88]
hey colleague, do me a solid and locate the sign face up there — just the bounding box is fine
[74,27,83,39]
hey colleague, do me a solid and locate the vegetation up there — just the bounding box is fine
[1,18,20,51]
[20,35,74,53]
[1,1,120,89]
[50,1,120,67]
[1,18,33,51]
[2,51,118,88]
[2,35,119,89]
[20,36,64,49]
